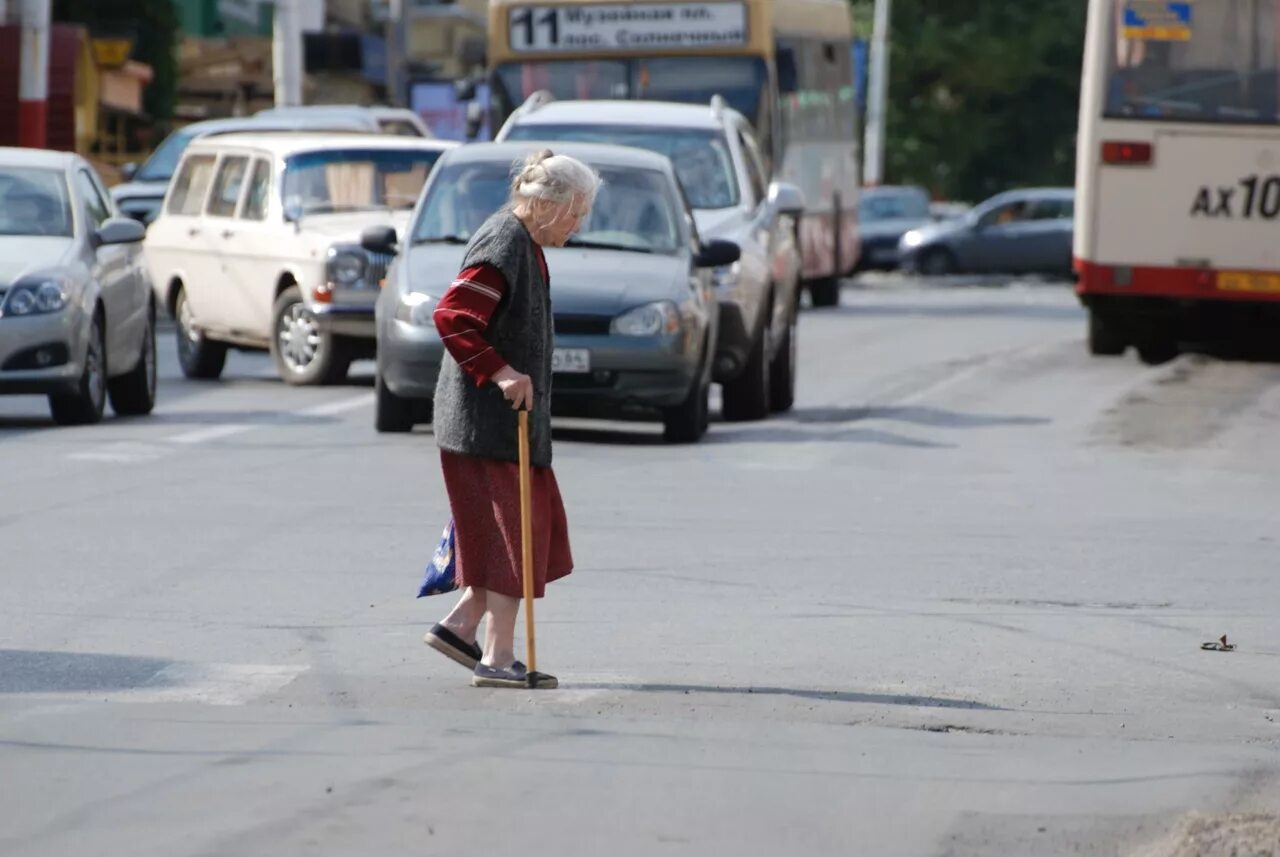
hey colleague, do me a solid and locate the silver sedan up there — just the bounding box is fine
[0,148,155,424]
[372,142,737,443]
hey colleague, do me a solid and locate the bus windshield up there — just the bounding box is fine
[1105,0,1280,124]
[493,56,768,126]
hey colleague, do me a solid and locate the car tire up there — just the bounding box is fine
[270,286,349,386]
[376,372,416,433]
[175,286,227,380]
[108,306,158,416]
[769,301,798,413]
[50,312,107,426]
[919,248,956,276]
[722,322,771,422]
[809,277,840,308]
[1087,308,1127,357]
[663,375,710,443]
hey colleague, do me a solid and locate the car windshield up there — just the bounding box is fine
[136,128,196,182]
[0,167,73,237]
[860,188,931,222]
[503,124,738,209]
[413,161,681,254]
[1105,0,1280,124]
[282,148,443,216]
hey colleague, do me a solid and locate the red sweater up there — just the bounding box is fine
[432,249,549,386]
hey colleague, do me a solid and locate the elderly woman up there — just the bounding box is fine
[423,149,600,689]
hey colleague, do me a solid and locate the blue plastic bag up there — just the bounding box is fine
[417,519,459,598]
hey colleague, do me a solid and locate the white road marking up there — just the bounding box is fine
[117,662,309,706]
[167,423,256,445]
[67,394,374,463]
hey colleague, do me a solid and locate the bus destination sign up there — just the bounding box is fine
[507,3,748,53]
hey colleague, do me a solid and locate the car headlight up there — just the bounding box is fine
[711,261,741,289]
[395,291,437,326]
[900,230,924,249]
[327,251,366,287]
[1,277,69,317]
[611,301,681,337]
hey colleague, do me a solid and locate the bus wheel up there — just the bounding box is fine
[1136,334,1179,366]
[1087,308,1127,356]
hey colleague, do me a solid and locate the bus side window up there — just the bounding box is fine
[776,44,798,94]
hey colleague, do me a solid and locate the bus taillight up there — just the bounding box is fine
[1101,141,1153,165]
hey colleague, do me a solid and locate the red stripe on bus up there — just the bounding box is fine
[1075,259,1280,303]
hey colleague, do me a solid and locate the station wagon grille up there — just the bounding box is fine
[554,314,612,336]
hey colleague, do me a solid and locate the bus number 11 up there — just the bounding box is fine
[512,8,561,48]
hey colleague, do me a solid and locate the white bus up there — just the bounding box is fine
[1075,0,1280,362]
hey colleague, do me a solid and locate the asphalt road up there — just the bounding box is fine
[2,278,1278,857]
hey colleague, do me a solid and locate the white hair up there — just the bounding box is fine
[510,148,601,208]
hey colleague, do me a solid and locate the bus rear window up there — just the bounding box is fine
[1105,0,1280,124]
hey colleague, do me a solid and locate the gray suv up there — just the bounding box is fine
[497,95,806,421]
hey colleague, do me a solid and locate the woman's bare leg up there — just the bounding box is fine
[481,591,520,669]
[439,586,486,643]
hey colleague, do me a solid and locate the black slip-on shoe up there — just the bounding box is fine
[423,624,482,669]
[471,661,558,689]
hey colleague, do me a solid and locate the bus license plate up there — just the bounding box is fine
[552,348,590,374]
[1218,272,1280,293]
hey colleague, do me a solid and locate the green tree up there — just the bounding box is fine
[853,0,1086,201]
[53,0,180,123]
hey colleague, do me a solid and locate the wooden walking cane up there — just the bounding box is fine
[517,409,552,688]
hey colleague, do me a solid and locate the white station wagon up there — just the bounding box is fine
[145,132,455,384]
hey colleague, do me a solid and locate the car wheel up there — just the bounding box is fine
[722,321,771,422]
[769,301,798,413]
[662,375,710,443]
[108,305,157,416]
[808,277,840,308]
[1087,308,1127,357]
[49,312,107,426]
[919,248,956,276]
[270,286,349,386]
[175,286,227,380]
[376,372,416,432]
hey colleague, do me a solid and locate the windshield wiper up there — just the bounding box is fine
[413,234,469,245]
[565,238,654,254]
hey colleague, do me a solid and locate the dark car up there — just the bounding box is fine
[855,185,932,271]
[898,188,1075,277]
[373,142,737,443]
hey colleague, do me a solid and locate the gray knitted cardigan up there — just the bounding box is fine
[433,208,553,467]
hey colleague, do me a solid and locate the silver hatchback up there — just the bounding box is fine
[373,142,738,442]
[0,148,155,425]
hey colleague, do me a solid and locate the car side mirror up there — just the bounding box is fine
[695,239,740,269]
[120,162,138,182]
[361,225,399,256]
[94,217,147,246]
[767,181,806,218]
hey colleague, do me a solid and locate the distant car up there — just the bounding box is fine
[496,95,805,421]
[0,147,155,424]
[255,105,432,138]
[899,188,1075,276]
[144,132,455,385]
[855,185,932,271]
[373,141,737,443]
[109,114,380,226]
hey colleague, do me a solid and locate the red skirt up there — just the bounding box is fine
[439,451,573,599]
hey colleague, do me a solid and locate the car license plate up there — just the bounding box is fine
[552,347,590,374]
[1217,271,1280,293]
